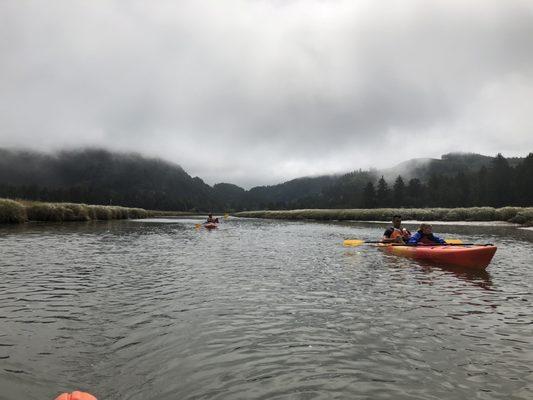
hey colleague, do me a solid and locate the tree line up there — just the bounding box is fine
[356,153,533,208]
[0,149,532,211]
[244,153,533,210]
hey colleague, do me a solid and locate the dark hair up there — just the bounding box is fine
[393,215,402,219]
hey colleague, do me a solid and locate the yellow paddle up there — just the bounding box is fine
[444,239,463,244]
[343,239,372,247]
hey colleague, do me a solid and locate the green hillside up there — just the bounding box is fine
[0,148,531,211]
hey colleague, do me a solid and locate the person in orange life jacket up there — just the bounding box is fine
[407,223,446,245]
[382,215,411,243]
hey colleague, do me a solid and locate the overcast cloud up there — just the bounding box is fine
[1,0,533,187]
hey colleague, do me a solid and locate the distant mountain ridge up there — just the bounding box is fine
[380,152,498,182]
[0,148,531,210]
[246,152,527,208]
[0,148,219,211]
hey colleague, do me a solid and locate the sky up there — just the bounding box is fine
[1,0,533,188]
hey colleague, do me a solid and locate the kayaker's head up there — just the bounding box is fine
[419,223,433,235]
[392,215,402,229]
[208,213,213,218]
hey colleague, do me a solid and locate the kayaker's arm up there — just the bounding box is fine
[382,228,395,243]
[432,234,446,244]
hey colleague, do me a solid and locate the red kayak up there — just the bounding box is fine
[204,223,218,230]
[378,244,497,269]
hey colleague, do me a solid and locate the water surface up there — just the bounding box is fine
[1,218,532,399]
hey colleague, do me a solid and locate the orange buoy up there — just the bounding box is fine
[55,391,97,400]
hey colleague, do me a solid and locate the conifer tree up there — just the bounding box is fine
[376,176,391,207]
[474,166,489,205]
[516,153,533,205]
[488,153,512,206]
[406,178,424,207]
[393,176,405,206]
[362,182,376,208]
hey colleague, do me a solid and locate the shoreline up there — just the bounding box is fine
[3,200,533,227]
[357,220,518,227]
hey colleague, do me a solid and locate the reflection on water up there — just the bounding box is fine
[0,218,532,400]
[440,266,493,289]
[347,250,496,287]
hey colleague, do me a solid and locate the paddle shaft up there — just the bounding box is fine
[349,241,493,246]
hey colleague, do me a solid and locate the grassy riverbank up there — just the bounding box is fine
[235,207,533,226]
[0,198,188,224]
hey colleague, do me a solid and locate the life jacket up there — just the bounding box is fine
[389,227,410,240]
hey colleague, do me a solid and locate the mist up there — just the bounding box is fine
[1,0,533,188]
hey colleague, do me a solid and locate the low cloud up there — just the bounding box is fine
[1,0,532,187]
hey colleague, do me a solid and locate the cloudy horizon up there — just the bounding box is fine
[1,0,533,188]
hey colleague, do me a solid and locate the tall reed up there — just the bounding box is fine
[0,199,27,223]
[0,198,155,223]
[235,207,533,225]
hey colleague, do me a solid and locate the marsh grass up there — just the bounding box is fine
[0,199,27,223]
[0,198,159,223]
[127,208,150,219]
[87,205,114,220]
[235,207,533,225]
[25,202,66,221]
[510,209,533,225]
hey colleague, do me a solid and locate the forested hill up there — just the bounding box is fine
[380,152,523,183]
[238,152,532,209]
[0,148,532,211]
[0,149,219,211]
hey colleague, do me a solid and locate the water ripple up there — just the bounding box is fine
[0,219,532,399]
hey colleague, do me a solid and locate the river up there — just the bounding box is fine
[1,218,532,399]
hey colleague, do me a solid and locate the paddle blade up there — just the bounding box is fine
[195,223,201,229]
[445,239,463,244]
[224,213,229,219]
[343,239,365,247]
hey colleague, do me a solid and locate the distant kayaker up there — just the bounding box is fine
[206,214,219,224]
[382,215,411,243]
[407,224,446,245]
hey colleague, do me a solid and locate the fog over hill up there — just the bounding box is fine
[2,1,533,187]
[378,152,517,183]
[0,148,532,210]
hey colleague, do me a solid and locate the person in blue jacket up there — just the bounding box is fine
[407,223,446,245]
